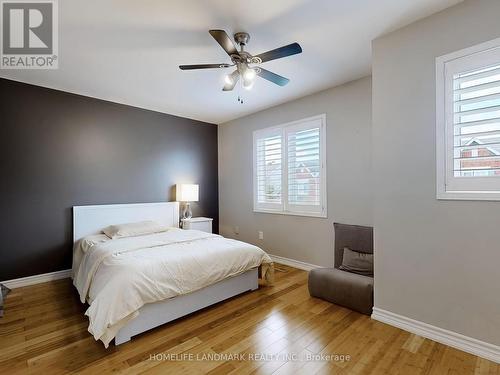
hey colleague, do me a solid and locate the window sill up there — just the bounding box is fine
[437,190,500,201]
[253,209,327,218]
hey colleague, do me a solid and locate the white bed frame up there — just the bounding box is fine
[73,202,259,345]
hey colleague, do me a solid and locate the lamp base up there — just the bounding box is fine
[181,202,192,220]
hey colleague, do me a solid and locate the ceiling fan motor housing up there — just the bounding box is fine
[234,32,250,46]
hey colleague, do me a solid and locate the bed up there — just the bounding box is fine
[72,202,273,347]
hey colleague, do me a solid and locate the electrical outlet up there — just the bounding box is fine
[234,226,240,235]
[258,231,264,240]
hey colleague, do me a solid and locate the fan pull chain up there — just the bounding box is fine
[238,79,243,104]
[237,80,244,104]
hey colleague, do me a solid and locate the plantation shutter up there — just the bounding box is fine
[453,65,500,178]
[254,129,283,211]
[444,46,500,193]
[286,118,325,215]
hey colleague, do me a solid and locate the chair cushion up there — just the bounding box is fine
[308,268,373,315]
[334,223,373,268]
[339,247,374,276]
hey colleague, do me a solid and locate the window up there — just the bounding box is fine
[253,114,327,217]
[436,37,500,200]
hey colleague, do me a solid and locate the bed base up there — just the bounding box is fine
[114,268,259,345]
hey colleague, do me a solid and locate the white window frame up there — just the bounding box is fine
[436,37,500,201]
[253,114,327,218]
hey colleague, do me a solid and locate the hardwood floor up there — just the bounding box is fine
[0,264,498,374]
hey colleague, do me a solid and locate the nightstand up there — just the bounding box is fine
[181,217,213,233]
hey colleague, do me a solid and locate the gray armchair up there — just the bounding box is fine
[308,223,374,315]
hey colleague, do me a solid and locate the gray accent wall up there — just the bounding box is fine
[0,78,218,280]
[372,0,500,345]
[218,77,372,267]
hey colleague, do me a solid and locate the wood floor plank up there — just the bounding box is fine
[0,263,497,375]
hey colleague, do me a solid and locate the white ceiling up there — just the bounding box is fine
[1,0,462,124]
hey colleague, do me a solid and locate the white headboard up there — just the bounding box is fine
[73,202,180,242]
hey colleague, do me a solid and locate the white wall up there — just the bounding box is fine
[218,77,372,267]
[372,0,500,345]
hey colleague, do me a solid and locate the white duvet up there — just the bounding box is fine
[72,228,273,347]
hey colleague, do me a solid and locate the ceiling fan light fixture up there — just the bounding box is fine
[243,78,254,90]
[224,74,234,85]
[243,68,256,82]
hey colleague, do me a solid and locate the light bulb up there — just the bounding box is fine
[224,74,234,85]
[243,79,254,90]
[243,68,256,81]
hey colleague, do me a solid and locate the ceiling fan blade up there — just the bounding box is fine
[209,30,239,57]
[257,68,290,86]
[223,70,240,91]
[179,63,231,70]
[254,42,302,63]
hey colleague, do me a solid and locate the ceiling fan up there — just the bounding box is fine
[179,30,302,92]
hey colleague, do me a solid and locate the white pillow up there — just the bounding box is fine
[102,220,169,239]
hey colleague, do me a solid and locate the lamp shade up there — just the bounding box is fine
[176,184,199,202]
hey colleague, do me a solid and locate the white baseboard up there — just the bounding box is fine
[372,307,500,364]
[1,269,72,289]
[269,254,321,271]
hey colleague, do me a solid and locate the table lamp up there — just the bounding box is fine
[176,184,199,220]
